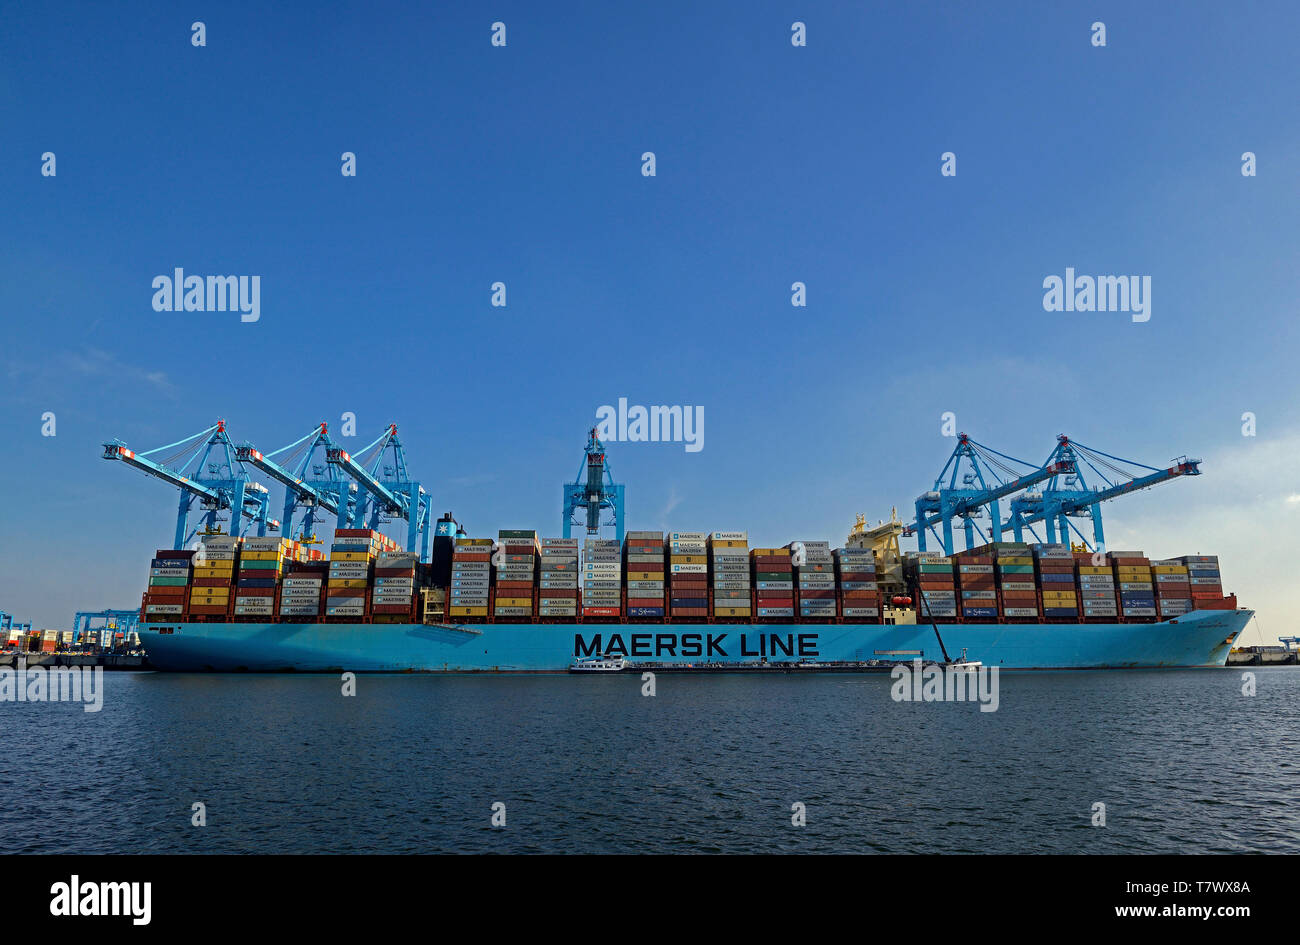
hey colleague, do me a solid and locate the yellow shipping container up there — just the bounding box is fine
[711,540,748,549]
[627,571,659,581]
[999,556,1033,566]
[752,548,791,556]
[456,539,493,547]
[450,605,488,616]
[331,551,372,562]
[328,578,369,589]
[670,555,705,565]
[495,597,533,608]
[190,589,230,599]
[1078,566,1109,574]
[239,551,281,561]
[1152,566,1187,574]
[715,606,752,617]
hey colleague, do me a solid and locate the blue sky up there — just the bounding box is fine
[1,2,1297,632]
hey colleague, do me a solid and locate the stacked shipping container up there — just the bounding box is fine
[373,551,420,620]
[1152,558,1193,617]
[835,547,880,620]
[1110,551,1156,618]
[955,551,999,619]
[1031,544,1074,619]
[192,535,239,617]
[753,547,793,618]
[909,552,957,619]
[495,530,539,619]
[450,538,492,617]
[792,541,836,619]
[625,532,665,618]
[235,536,291,619]
[1182,556,1228,610]
[668,532,708,618]
[582,538,621,617]
[539,538,579,619]
[709,532,750,620]
[144,549,193,619]
[280,561,327,618]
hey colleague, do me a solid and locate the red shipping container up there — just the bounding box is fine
[372,605,413,615]
[452,553,491,562]
[627,597,663,607]
[329,588,367,598]
[671,607,707,616]
[236,587,274,597]
[582,607,621,616]
[189,605,227,615]
[193,577,232,587]
[496,581,535,591]
[801,589,835,600]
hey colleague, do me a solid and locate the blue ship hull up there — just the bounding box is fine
[138,608,1252,672]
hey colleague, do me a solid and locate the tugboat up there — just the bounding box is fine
[569,655,629,673]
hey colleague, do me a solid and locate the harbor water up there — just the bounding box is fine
[2,668,1297,854]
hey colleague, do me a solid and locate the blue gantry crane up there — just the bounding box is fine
[103,420,277,548]
[72,610,141,646]
[907,433,1074,555]
[326,424,431,560]
[1005,435,1201,549]
[235,422,358,544]
[562,427,625,541]
[1,611,33,638]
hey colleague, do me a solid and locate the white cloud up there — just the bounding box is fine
[1103,432,1300,644]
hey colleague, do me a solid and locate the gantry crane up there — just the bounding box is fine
[0,611,33,638]
[562,427,625,541]
[906,434,1074,555]
[103,421,277,548]
[326,424,431,559]
[1005,435,1201,549]
[235,422,358,543]
[72,609,141,646]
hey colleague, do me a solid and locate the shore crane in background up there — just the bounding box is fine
[235,422,358,544]
[72,609,141,645]
[1005,435,1202,549]
[102,421,277,548]
[562,427,625,542]
[0,611,33,636]
[326,424,431,560]
[906,434,1075,556]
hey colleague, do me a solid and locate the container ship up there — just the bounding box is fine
[136,517,1250,673]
